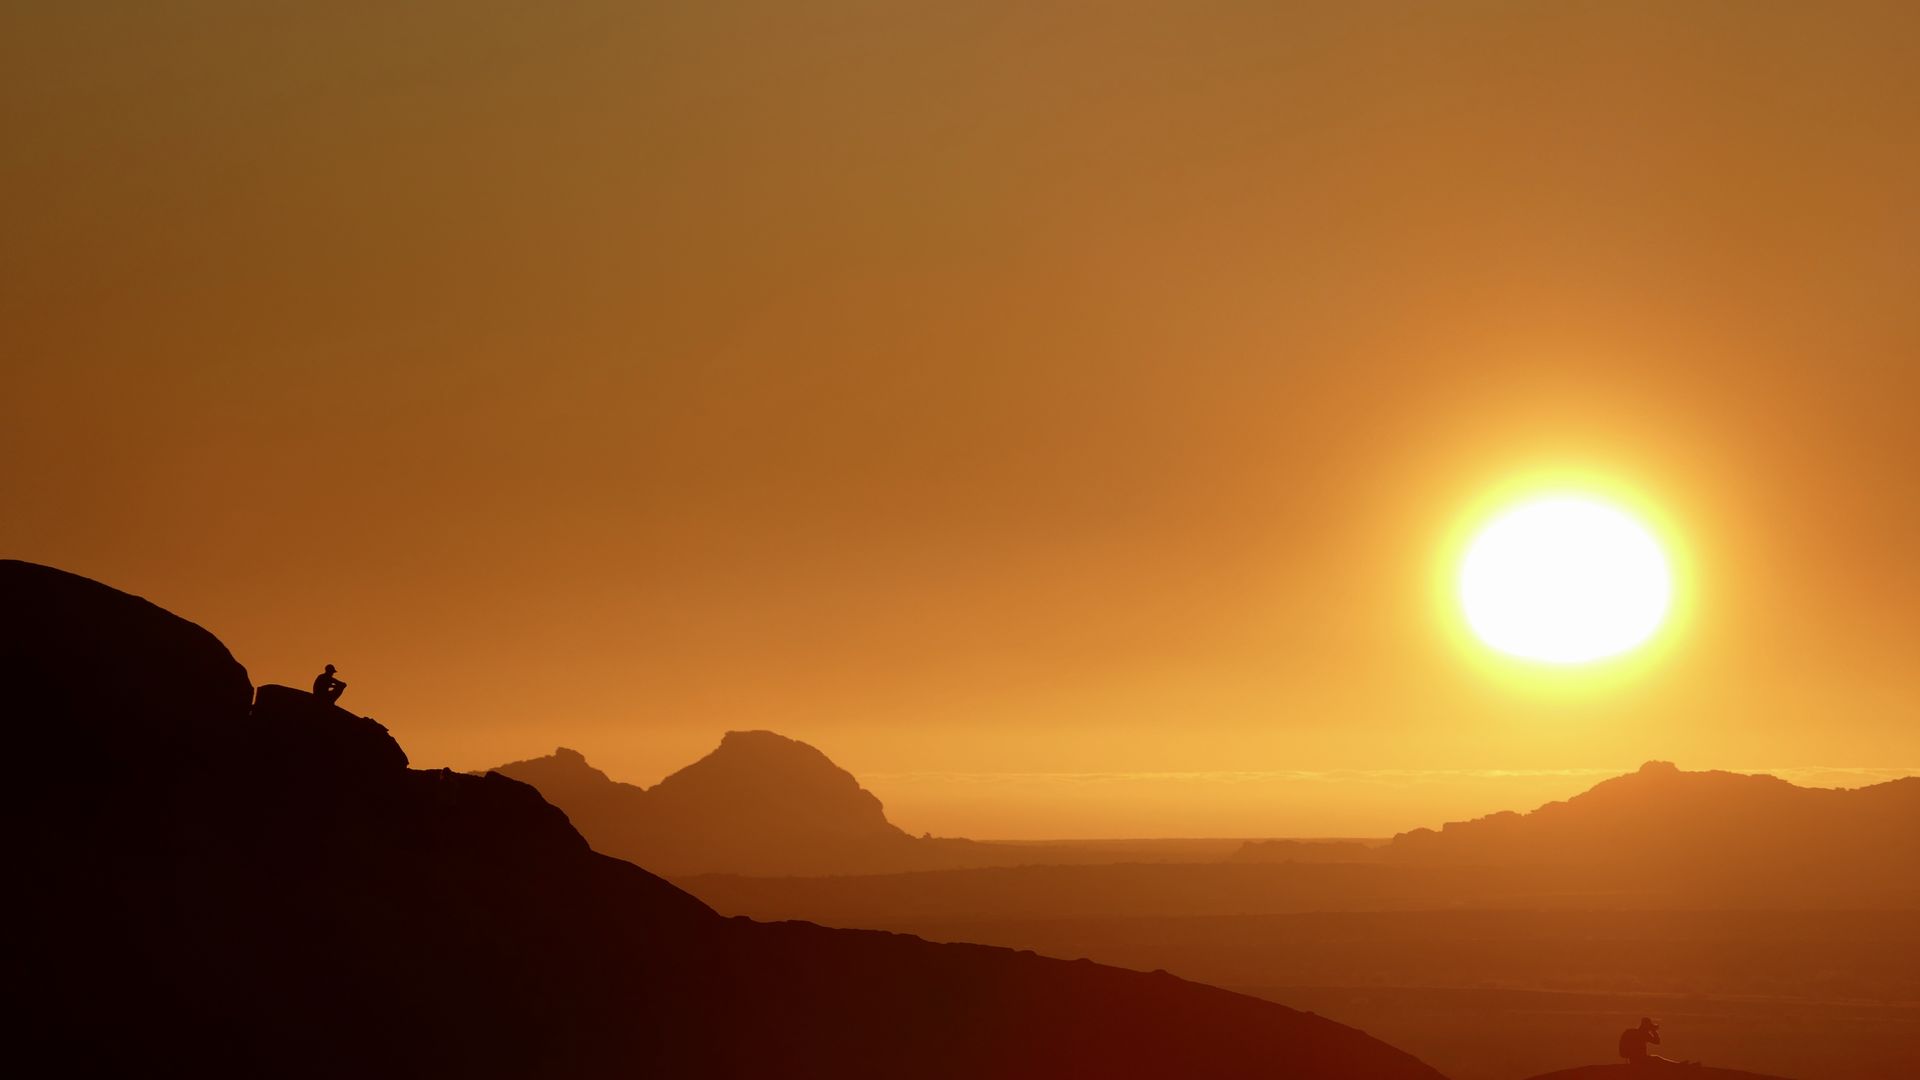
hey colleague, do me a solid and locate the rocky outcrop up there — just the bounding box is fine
[11,560,1447,1079]
[251,683,409,774]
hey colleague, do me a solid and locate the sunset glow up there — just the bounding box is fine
[6,3,1915,842]
[1458,496,1672,664]
[10,6,1920,1077]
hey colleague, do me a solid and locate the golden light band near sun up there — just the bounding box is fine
[1435,472,1694,686]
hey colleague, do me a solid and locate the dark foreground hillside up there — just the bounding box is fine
[1520,1060,1789,1068]
[6,560,1444,1079]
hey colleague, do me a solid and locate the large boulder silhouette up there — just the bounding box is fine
[10,560,1446,1079]
[6,558,251,777]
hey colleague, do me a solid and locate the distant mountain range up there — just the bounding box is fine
[1381,760,1918,889]
[653,756,1916,929]
[495,733,1916,905]
[1235,760,1919,902]
[1228,757,1920,899]
[8,559,1443,1079]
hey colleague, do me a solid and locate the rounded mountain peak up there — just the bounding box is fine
[650,729,905,841]
[712,729,838,763]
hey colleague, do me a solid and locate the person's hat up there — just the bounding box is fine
[324,664,336,672]
[1640,1017,1659,1028]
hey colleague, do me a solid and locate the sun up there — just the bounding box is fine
[1457,495,1673,664]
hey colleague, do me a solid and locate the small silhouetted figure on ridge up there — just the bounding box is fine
[1619,1017,1696,1067]
[312,664,346,706]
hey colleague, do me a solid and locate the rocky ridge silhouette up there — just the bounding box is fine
[1378,760,1919,900]
[1211,762,1917,903]
[491,740,1225,876]
[9,559,1446,1079]
[491,734,928,876]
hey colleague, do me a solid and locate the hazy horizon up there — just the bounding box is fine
[482,732,1915,839]
[854,762,1920,839]
[7,2,1917,838]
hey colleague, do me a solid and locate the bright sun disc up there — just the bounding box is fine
[1458,496,1672,664]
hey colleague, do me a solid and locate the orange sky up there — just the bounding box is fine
[5,3,1915,837]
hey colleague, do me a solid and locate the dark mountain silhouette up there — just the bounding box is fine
[492,741,1233,876]
[1380,760,1920,899]
[1520,1060,1789,1068]
[9,559,1445,1079]
[491,736,939,876]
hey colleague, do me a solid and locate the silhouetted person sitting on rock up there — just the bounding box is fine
[1619,1017,1696,1067]
[312,664,346,706]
